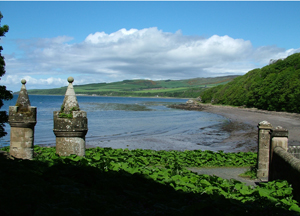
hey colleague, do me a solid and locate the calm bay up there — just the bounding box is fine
[1,95,231,151]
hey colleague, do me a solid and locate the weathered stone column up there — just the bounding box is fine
[269,126,288,181]
[257,120,273,181]
[53,77,88,156]
[8,79,37,159]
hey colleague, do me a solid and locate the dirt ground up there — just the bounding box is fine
[171,103,300,152]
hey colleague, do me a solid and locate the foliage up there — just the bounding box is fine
[33,146,258,168]
[58,106,79,118]
[25,76,238,98]
[0,12,13,138]
[200,53,300,113]
[58,112,73,119]
[239,166,258,179]
[0,146,299,215]
[70,106,79,111]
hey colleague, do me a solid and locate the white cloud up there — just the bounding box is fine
[2,27,299,91]
[1,75,65,90]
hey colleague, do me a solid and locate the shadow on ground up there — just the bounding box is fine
[0,156,298,216]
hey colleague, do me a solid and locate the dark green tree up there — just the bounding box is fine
[0,12,13,137]
[199,52,300,113]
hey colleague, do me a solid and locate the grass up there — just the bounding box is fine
[24,76,239,98]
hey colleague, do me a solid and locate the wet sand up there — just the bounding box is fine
[85,103,300,153]
[172,103,300,152]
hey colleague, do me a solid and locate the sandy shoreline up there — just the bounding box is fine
[171,103,300,152]
[39,101,300,153]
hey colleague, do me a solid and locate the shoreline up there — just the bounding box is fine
[170,102,300,151]
[26,98,300,153]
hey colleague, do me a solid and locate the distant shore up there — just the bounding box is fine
[23,94,192,100]
[170,102,300,151]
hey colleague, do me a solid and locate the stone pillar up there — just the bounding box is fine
[257,121,273,181]
[269,126,288,181]
[8,79,37,159]
[53,77,88,156]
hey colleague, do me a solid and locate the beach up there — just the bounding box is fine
[172,103,300,152]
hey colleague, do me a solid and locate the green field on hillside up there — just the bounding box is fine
[25,75,238,98]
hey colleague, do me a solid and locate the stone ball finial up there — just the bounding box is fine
[21,79,26,85]
[67,77,74,83]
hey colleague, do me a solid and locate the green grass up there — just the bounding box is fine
[24,76,239,98]
[136,87,188,93]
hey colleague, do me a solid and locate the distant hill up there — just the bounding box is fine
[25,76,239,98]
[200,53,300,113]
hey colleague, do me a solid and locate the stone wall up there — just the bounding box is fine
[255,121,300,203]
[288,146,300,159]
[256,121,273,181]
[269,146,300,202]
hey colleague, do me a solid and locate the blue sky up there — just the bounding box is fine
[1,1,300,92]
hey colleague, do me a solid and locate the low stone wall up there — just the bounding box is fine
[288,146,300,159]
[256,122,300,202]
[270,146,300,202]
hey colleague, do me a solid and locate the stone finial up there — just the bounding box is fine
[67,76,74,83]
[53,76,87,157]
[9,79,37,160]
[258,120,273,129]
[61,77,80,113]
[15,79,31,111]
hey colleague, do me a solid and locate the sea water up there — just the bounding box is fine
[0,95,230,151]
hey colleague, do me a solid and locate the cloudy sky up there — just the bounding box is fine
[1,1,300,92]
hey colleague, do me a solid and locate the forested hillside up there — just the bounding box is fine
[200,53,300,113]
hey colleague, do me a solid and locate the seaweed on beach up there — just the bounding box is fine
[81,102,153,111]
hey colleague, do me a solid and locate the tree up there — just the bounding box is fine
[0,12,13,138]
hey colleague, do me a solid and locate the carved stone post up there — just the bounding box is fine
[53,77,88,156]
[269,126,288,181]
[257,121,272,181]
[8,79,37,159]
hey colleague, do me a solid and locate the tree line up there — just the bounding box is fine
[199,53,300,113]
[0,12,13,138]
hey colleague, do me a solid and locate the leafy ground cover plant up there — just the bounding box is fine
[0,146,299,215]
[239,166,258,179]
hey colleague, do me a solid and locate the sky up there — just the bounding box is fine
[0,1,300,92]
